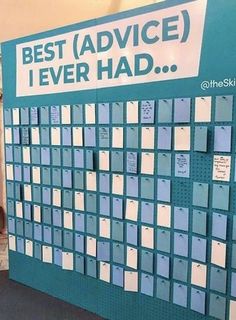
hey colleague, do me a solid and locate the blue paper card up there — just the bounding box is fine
[98,103,110,124]
[158,99,172,123]
[174,207,189,231]
[51,105,60,124]
[99,127,110,148]
[97,241,110,261]
[141,202,154,224]
[41,148,50,166]
[31,107,38,125]
[175,154,190,178]
[21,128,30,145]
[112,266,123,287]
[127,152,138,174]
[173,283,187,307]
[84,127,96,147]
[215,95,233,122]
[13,127,20,144]
[194,127,208,152]
[214,126,232,152]
[212,184,230,211]
[157,179,171,202]
[157,153,171,176]
[141,100,155,124]
[157,127,172,150]
[174,98,191,123]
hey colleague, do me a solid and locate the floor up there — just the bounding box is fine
[0,234,104,320]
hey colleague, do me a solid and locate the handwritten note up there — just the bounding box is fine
[22,128,30,145]
[99,128,109,147]
[175,154,190,178]
[213,155,231,182]
[31,107,38,125]
[127,152,138,174]
[141,100,155,124]
[51,106,60,124]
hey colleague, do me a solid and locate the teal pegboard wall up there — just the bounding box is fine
[2,0,236,320]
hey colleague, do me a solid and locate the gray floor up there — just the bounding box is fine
[0,235,104,320]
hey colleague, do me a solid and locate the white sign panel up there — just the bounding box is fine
[16,0,207,96]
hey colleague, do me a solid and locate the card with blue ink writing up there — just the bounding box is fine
[99,127,109,148]
[31,107,38,125]
[141,100,155,124]
[22,128,30,145]
[175,154,190,178]
[51,106,60,124]
[213,155,231,182]
[127,152,138,174]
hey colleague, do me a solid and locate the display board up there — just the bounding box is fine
[2,0,236,319]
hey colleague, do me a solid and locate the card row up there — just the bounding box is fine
[6,174,230,210]
[8,213,230,263]
[5,152,235,183]
[8,198,236,239]
[4,96,234,127]
[4,125,233,153]
[8,230,228,270]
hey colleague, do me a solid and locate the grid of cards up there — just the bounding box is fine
[4,95,236,320]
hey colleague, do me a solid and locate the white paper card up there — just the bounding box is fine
[141,152,154,175]
[230,301,236,320]
[24,184,32,202]
[100,262,110,283]
[13,108,20,125]
[124,271,138,292]
[34,205,41,222]
[23,147,31,163]
[9,235,16,251]
[211,240,226,268]
[25,240,33,257]
[127,246,138,269]
[125,199,138,221]
[213,155,231,182]
[53,189,61,207]
[141,226,154,249]
[73,127,83,146]
[141,127,155,149]
[5,128,12,144]
[64,211,73,229]
[42,246,52,263]
[86,171,97,191]
[86,236,96,257]
[62,252,74,270]
[99,151,110,171]
[51,127,61,145]
[157,204,171,228]
[175,127,191,151]
[112,174,124,195]
[61,105,71,124]
[31,127,40,144]
[191,262,207,288]
[85,103,96,124]
[32,166,41,184]
[127,101,139,123]
[74,191,84,211]
[6,164,13,180]
[112,127,123,148]
[195,97,212,122]
[16,202,23,218]
[99,218,110,239]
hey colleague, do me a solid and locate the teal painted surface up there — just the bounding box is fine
[2,1,236,320]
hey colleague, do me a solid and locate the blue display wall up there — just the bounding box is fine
[2,0,236,319]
